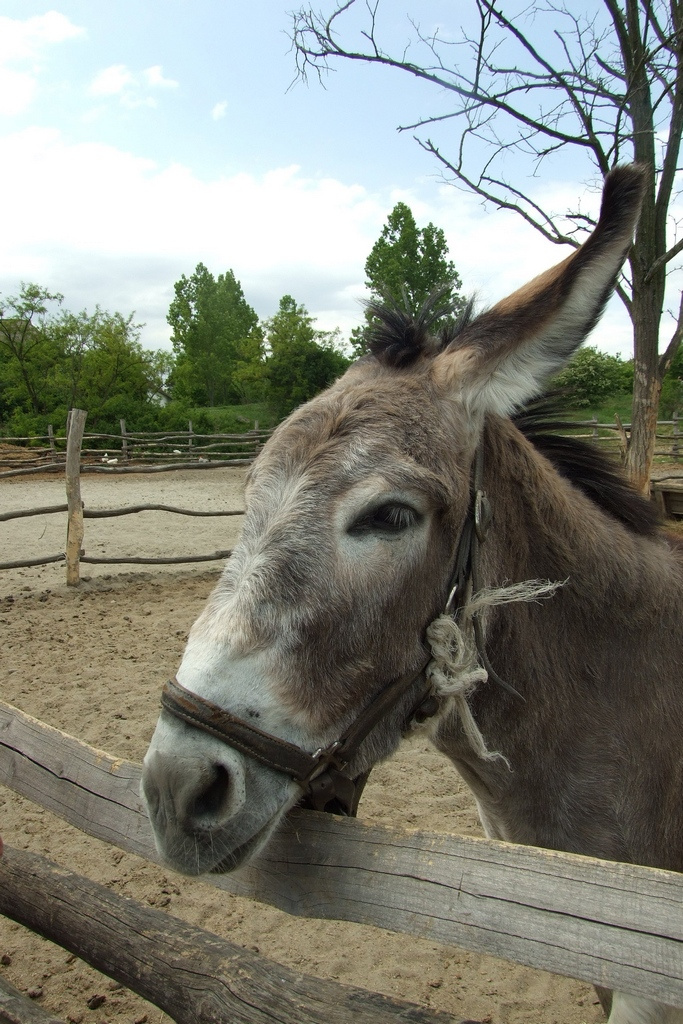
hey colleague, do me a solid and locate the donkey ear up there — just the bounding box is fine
[436,165,645,416]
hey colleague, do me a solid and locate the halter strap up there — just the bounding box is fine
[446,446,524,701]
[162,656,431,814]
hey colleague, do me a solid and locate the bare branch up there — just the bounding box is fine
[289,0,683,489]
[644,237,683,283]
[417,137,581,247]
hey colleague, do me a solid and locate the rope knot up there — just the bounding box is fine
[423,578,565,764]
[426,614,488,698]
[425,613,504,763]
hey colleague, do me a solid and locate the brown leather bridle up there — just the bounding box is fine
[159,447,522,817]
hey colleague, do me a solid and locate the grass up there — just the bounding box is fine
[189,402,277,433]
[557,394,634,425]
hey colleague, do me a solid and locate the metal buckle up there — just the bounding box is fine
[474,489,492,543]
[444,582,459,616]
[306,739,346,782]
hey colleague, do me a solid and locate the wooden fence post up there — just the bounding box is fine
[188,419,193,459]
[119,418,128,462]
[614,413,629,460]
[673,411,680,461]
[47,424,56,462]
[65,409,87,587]
[591,413,598,439]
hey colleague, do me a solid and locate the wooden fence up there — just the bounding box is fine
[0,411,244,584]
[577,410,680,460]
[0,699,682,1023]
[0,413,272,478]
[2,408,682,586]
[0,412,680,479]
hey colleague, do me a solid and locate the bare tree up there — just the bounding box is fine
[291,0,683,493]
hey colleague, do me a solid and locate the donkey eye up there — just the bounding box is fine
[349,503,420,535]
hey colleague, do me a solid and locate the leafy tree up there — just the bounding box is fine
[48,308,163,428]
[0,283,63,415]
[292,1,683,493]
[552,347,633,408]
[0,285,177,436]
[264,295,351,417]
[230,327,268,404]
[167,263,259,407]
[352,202,464,356]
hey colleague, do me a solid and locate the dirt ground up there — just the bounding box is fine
[0,468,605,1024]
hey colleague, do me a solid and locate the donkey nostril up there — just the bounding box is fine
[191,764,231,825]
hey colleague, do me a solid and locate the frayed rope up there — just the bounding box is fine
[424,578,565,763]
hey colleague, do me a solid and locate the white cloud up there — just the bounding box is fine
[0,67,37,116]
[143,65,179,89]
[89,64,178,108]
[0,11,84,116]
[0,129,383,347]
[0,126,655,357]
[211,100,228,121]
[0,11,84,64]
[89,63,135,97]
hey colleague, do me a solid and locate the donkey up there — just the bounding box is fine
[142,165,683,1024]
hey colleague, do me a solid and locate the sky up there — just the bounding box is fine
[0,0,672,358]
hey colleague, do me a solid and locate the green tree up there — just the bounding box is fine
[265,295,351,417]
[0,286,176,435]
[292,0,683,493]
[167,263,259,407]
[230,327,268,404]
[0,283,63,415]
[352,202,464,356]
[552,347,632,408]
[49,308,160,422]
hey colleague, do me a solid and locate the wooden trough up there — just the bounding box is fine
[1,699,683,1023]
[652,478,683,518]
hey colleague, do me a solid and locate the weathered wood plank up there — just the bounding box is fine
[64,409,87,586]
[82,504,243,518]
[0,506,67,523]
[79,550,232,565]
[653,482,683,517]
[0,976,67,1024]
[0,846,452,1024]
[1,699,682,1007]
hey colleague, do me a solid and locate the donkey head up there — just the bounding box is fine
[142,166,644,875]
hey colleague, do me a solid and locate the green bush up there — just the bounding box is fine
[552,347,632,407]
[0,409,51,441]
[192,403,276,432]
[660,374,683,417]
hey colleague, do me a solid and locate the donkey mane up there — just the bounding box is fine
[367,291,475,367]
[513,402,661,537]
[368,297,659,539]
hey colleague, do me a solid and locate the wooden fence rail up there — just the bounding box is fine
[1,699,682,1013]
[2,409,681,582]
[0,846,449,1024]
[0,410,245,580]
[0,415,272,476]
[0,974,68,1024]
[0,412,680,476]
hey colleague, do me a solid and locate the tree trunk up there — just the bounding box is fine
[624,212,667,494]
[627,358,662,495]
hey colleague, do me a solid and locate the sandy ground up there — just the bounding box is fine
[0,468,605,1024]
